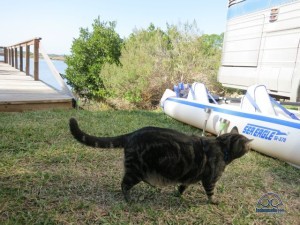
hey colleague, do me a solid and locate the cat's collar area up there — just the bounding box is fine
[223,148,229,162]
[201,138,229,162]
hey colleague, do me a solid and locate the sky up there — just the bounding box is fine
[0,0,228,55]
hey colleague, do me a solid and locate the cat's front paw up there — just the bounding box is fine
[207,197,219,205]
[173,190,183,198]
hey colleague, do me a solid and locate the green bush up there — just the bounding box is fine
[66,18,224,108]
[101,22,223,108]
[65,17,123,100]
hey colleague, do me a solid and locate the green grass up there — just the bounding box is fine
[0,109,299,224]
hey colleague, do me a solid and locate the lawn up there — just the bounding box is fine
[0,109,299,224]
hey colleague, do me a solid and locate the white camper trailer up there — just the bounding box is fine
[218,0,300,101]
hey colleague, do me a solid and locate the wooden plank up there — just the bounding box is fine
[0,93,72,102]
[11,49,14,67]
[26,45,30,75]
[0,101,73,112]
[20,46,23,71]
[8,37,41,48]
[34,39,39,81]
[14,48,18,69]
[0,62,74,112]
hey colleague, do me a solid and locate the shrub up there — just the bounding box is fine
[101,22,223,108]
[65,17,123,100]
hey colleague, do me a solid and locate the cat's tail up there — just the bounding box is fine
[69,118,127,148]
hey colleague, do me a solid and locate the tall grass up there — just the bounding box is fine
[0,109,299,224]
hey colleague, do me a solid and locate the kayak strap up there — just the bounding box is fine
[189,83,218,104]
[245,92,261,113]
[270,97,300,120]
[189,84,196,100]
[207,89,218,105]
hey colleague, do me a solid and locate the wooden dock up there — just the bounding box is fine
[0,62,74,112]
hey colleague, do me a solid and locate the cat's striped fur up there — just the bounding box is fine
[69,118,252,203]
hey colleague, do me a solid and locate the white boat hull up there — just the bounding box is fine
[162,91,300,168]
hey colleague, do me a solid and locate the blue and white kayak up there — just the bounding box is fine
[160,83,300,168]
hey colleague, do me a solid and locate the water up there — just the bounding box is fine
[36,59,68,90]
[22,58,68,91]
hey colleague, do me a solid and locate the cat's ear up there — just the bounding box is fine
[242,137,254,147]
[245,138,254,144]
[230,127,239,134]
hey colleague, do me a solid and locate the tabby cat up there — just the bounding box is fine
[69,118,252,204]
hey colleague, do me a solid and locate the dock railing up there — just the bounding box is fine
[5,37,41,81]
[0,46,7,63]
[2,38,74,98]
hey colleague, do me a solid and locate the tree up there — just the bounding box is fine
[65,17,123,100]
[101,24,173,106]
[200,33,224,56]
